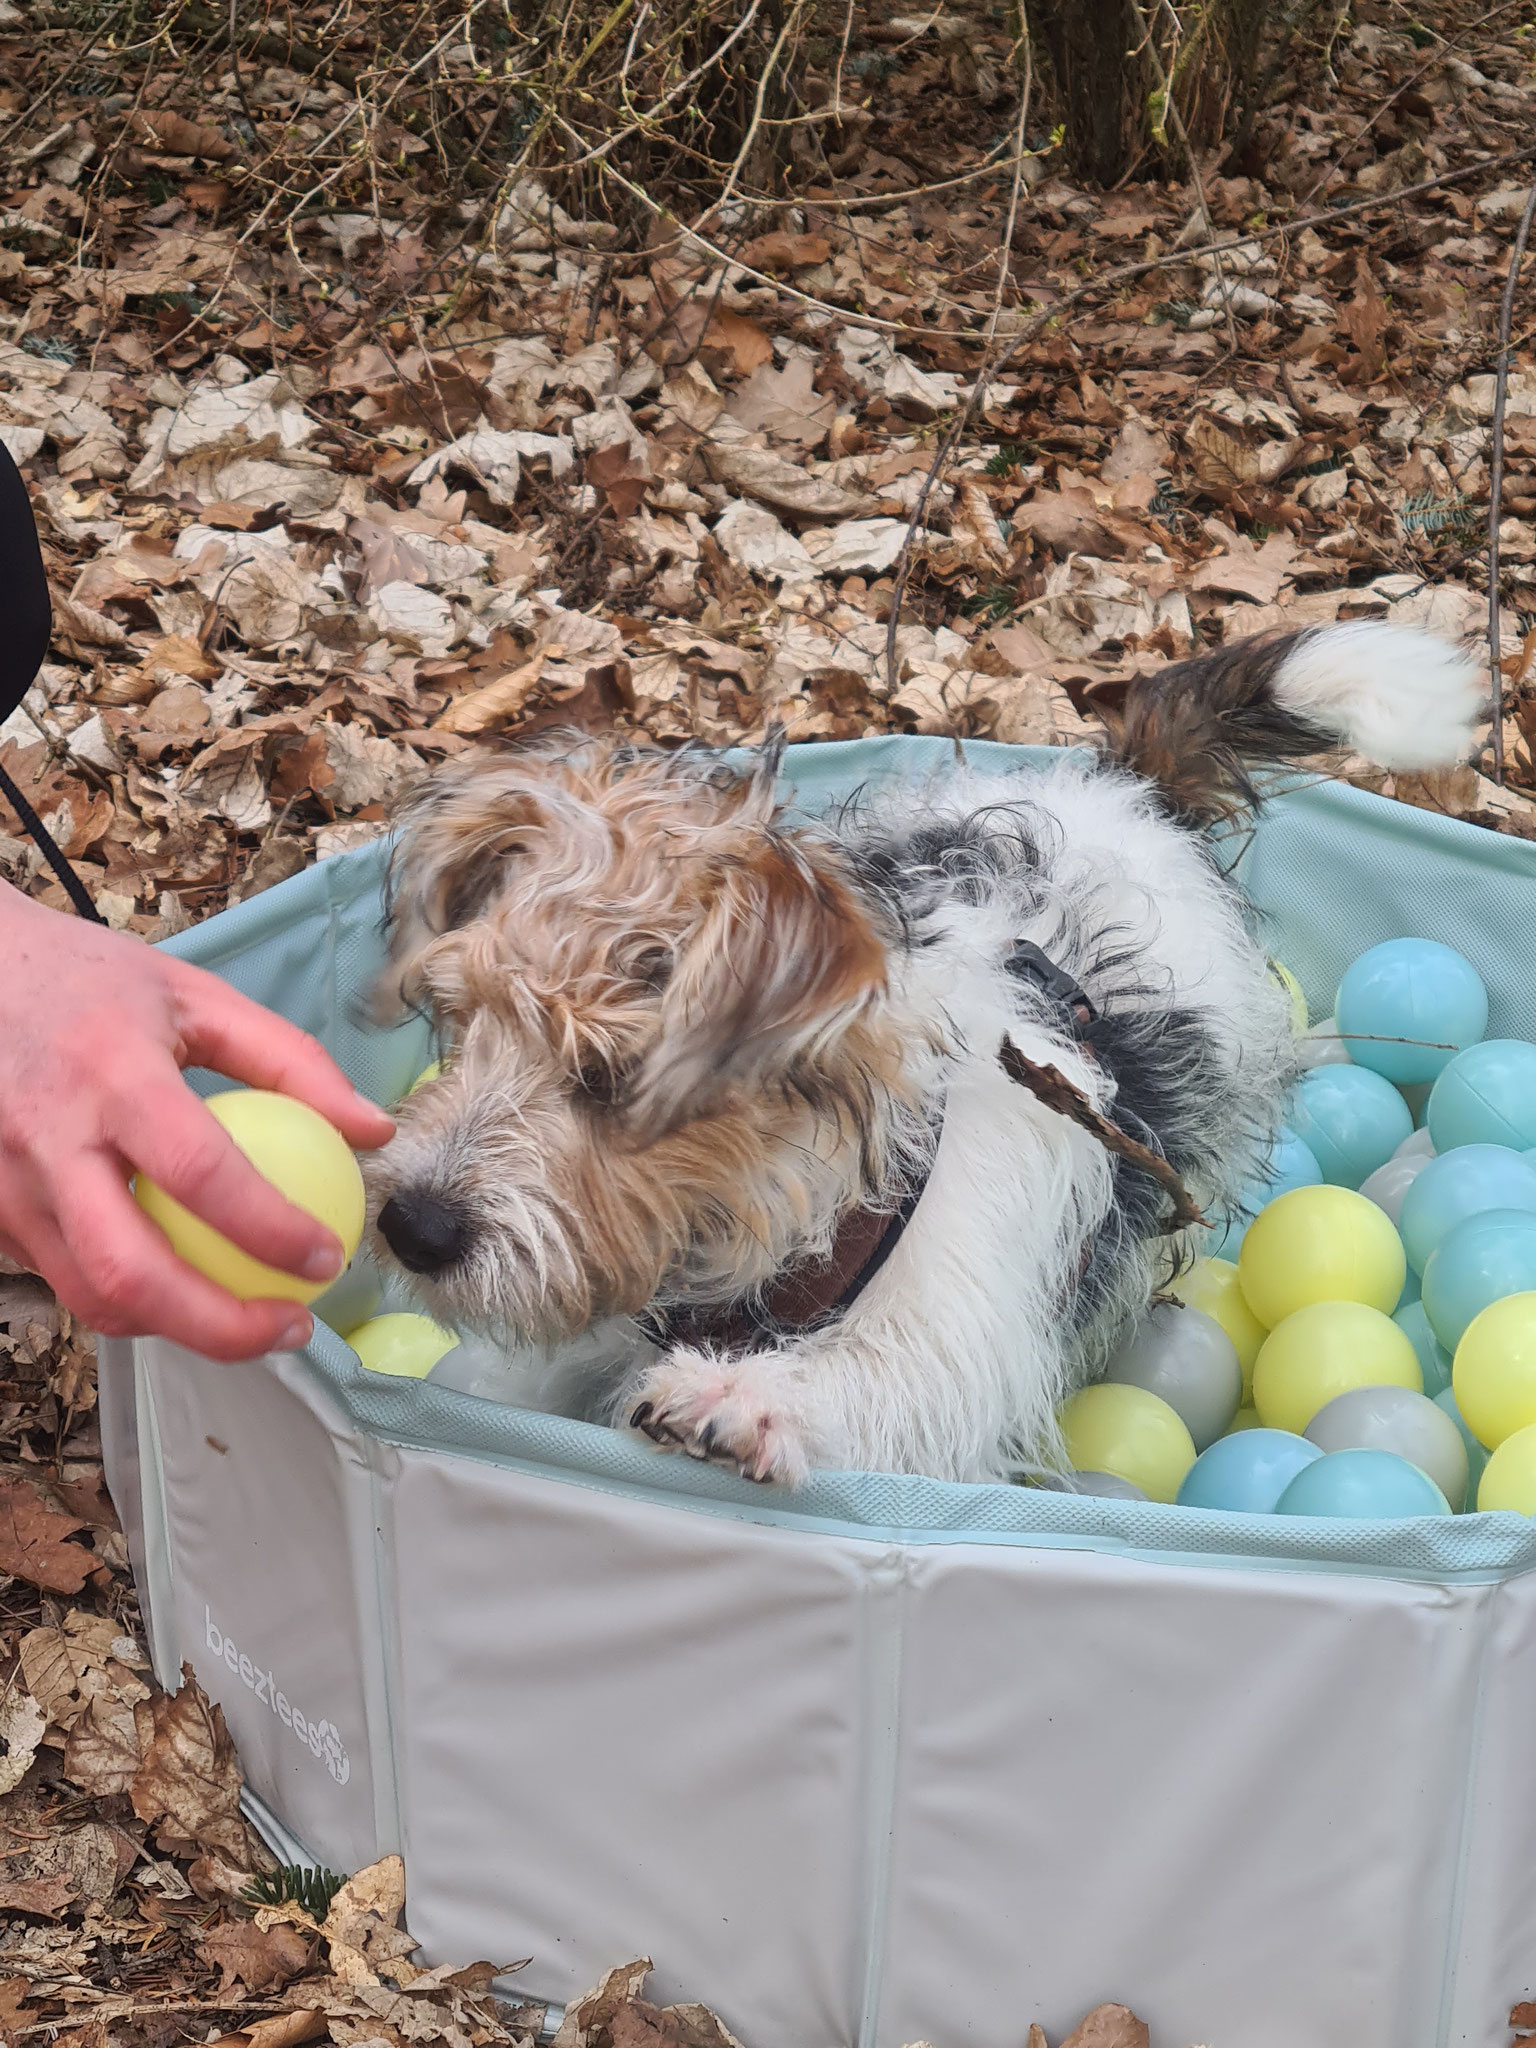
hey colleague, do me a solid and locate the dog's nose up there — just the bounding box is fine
[377,1191,470,1273]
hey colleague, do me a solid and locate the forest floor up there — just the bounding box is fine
[0,0,1534,2038]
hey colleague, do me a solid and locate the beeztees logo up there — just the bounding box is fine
[204,1609,350,1785]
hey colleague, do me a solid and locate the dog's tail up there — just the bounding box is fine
[1109,622,1484,827]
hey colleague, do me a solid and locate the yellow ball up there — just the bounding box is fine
[404,1060,441,1098]
[350,1312,457,1378]
[1270,959,1309,1034]
[1060,1383,1196,1504]
[1252,1300,1422,1434]
[1452,1291,1536,1449]
[1168,1258,1268,1392]
[134,1089,365,1305]
[1238,1185,1406,1329]
[1477,1420,1536,1512]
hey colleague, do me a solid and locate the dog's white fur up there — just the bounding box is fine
[367,623,1483,1486]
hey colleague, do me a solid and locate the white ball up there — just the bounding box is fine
[1358,1152,1431,1227]
[1393,1127,1437,1163]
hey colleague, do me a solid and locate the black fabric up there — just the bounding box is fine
[0,442,51,726]
[0,443,103,920]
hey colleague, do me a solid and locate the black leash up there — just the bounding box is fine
[0,755,106,923]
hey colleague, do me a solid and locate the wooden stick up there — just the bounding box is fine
[999,1038,1208,1233]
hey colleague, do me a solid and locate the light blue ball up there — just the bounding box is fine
[1202,1125,1323,1262]
[1176,1429,1323,1514]
[1286,1065,1415,1189]
[1334,939,1488,1086]
[1274,1447,1451,1519]
[1392,1298,1452,1398]
[1428,1041,1536,1153]
[1421,1207,1536,1351]
[1433,1387,1490,1504]
[1397,1144,1536,1274]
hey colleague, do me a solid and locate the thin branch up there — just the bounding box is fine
[1488,178,1536,787]
[1000,1039,1208,1232]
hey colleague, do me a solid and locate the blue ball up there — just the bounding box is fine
[1334,940,1488,1086]
[1397,1145,1536,1274]
[1202,1125,1323,1263]
[1274,1447,1451,1519]
[1421,1207,1536,1351]
[1176,1429,1323,1513]
[1434,1387,1490,1503]
[1287,1065,1415,1189]
[1428,1041,1536,1153]
[1392,1298,1452,1397]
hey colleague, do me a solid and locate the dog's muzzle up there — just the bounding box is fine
[377,1190,472,1274]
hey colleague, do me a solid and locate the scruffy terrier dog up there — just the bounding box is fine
[366,622,1480,1486]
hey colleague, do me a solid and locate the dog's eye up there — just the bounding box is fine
[575,1059,625,1108]
[632,947,673,991]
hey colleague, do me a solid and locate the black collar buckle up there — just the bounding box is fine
[1005,940,1098,1039]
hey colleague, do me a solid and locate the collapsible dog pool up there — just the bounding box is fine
[100,736,1536,2048]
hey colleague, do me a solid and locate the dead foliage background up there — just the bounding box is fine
[0,0,1533,2037]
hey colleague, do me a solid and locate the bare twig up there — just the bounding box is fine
[1488,178,1536,786]
[999,1038,1208,1233]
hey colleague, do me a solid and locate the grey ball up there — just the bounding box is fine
[1305,1384,1470,1511]
[1104,1300,1243,1451]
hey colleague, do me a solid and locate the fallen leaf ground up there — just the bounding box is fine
[1,0,1535,2039]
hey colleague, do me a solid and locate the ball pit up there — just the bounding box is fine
[350,1312,458,1379]
[1058,934,1536,1523]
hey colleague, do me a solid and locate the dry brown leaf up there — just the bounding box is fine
[1011,488,1129,559]
[740,231,831,272]
[64,1691,147,1796]
[1025,2029,1048,2048]
[197,1917,313,1994]
[0,1476,97,1594]
[1188,531,1297,606]
[0,1691,47,1793]
[702,309,773,378]
[130,1664,258,1865]
[433,652,550,735]
[127,110,235,160]
[704,443,875,520]
[725,352,834,449]
[1057,2005,1150,2048]
[140,635,221,684]
[588,442,651,519]
[207,2013,329,2048]
[553,1960,655,2048]
[0,1873,77,1916]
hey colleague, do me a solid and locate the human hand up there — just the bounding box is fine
[0,882,395,1360]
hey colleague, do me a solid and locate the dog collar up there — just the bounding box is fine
[640,1111,942,1356]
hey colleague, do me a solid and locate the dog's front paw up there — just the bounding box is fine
[627,1349,811,1486]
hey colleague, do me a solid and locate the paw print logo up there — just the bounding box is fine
[315,1719,350,1786]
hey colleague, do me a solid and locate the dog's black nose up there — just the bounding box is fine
[377,1191,470,1273]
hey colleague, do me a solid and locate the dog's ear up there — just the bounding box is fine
[624,831,887,1143]
[374,766,542,1022]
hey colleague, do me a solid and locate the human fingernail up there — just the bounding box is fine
[302,1241,345,1282]
[279,1313,313,1351]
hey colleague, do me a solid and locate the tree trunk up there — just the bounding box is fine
[1026,0,1143,186]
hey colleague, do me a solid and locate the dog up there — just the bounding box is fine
[364,621,1482,1486]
